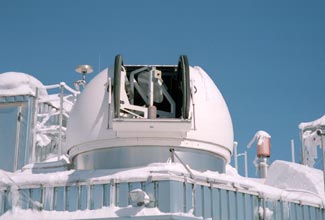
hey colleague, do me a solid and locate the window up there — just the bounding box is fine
[0,104,21,171]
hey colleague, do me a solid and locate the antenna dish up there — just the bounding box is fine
[75,65,94,75]
[74,64,94,91]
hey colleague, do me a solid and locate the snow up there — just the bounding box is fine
[21,155,70,173]
[0,206,174,220]
[265,160,324,201]
[247,130,271,148]
[300,130,324,167]
[225,163,240,177]
[0,72,48,98]
[129,189,150,205]
[299,115,325,130]
[36,132,52,148]
[1,161,324,219]
[1,161,324,206]
[257,207,273,220]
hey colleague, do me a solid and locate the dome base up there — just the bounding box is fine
[72,146,225,172]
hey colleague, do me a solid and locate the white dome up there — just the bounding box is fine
[0,72,48,98]
[66,65,234,169]
[186,66,234,160]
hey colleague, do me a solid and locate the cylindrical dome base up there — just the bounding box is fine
[72,146,225,173]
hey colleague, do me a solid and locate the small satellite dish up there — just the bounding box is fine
[75,65,93,79]
[74,64,94,90]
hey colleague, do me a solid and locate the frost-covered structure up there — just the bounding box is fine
[0,56,324,220]
[299,115,325,167]
[0,72,78,172]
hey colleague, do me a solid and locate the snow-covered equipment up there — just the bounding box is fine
[247,130,271,178]
[299,115,325,167]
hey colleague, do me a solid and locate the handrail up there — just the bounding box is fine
[44,82,80,96]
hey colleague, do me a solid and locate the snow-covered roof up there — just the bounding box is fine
[0,160,324,220]
[0,72,48,98]
[265,160,324,201]
[299,115,325,130]
[1,161,323,206]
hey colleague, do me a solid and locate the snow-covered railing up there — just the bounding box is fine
[1,165,324,219]
[32,83,79,162]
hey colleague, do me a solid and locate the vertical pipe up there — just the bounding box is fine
[87,184,91,210]
[107,77,112,129]
[148,69,157,119]
[108,76,112,104]
[258,157,268,178]
[192,183,196,215]
[262,198,266,220]
[300,130,305,165]
[77,184,81,210]
[169,148,175,163]
[148,69,154,107]
[14,105,22,171]
[58,83,64,161]
[244,151,248,177]
[291,139,295,163]
[320,134,325,193]
[25,98,32,164]
[31,88,39,163]
[234,142,238,172]
[110,180,115,206]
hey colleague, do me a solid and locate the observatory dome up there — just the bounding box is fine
[66,56,233,172]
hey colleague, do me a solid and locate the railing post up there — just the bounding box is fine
[291,139,295,163]
[317,129,325,193]
[58,82,65,160]
[31,88,39,163]
[107,77,112,129]
[244,151,248,177]
[233,142,238,171]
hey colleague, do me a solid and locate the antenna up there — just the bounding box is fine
[74,64,93,91]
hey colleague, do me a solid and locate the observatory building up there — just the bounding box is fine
[0,55,324,220]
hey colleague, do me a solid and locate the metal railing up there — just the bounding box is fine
[32,82,79,162]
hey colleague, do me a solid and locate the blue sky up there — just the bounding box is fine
[1,0,324,177]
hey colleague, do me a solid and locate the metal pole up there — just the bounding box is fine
[14,105,22,171]
[107,77,112,129]
[300,130,305,165]
[244,151,248,177]
[31,88,39,163]
[319,131,325,193]
[170,148,194,179]
[233,142,238,171]
[258,157,268,178]
[291,139,295,163]
[58,82,64,161]
[169,148,175,163]
[148,69,154,107]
